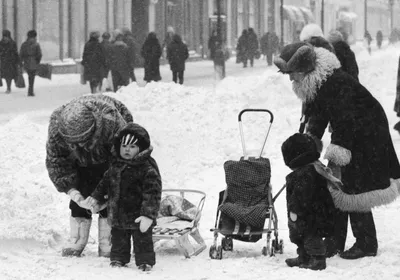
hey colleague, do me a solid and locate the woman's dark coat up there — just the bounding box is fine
[331,40,359,81]
[20,38,42,71]
[236,32,248,63]
[141,34,162,82]
[167,35,189,72]
[81,38,107,82]
[91,123,162,228]
[0,36,19,79]
[307,68,400,195]
[109,40,133,81]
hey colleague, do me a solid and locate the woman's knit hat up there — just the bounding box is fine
[274,42,316,74]
[281,133,320,169]
[327,30,344,44]
[58,102,96,144]
[299,23,324,41]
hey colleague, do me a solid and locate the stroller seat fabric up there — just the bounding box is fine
[219,157,271,228]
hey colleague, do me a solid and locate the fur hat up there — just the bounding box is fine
[58,102,96,144]
[281,133,320,169]
[115,123,150,155]
[327,30,344,44]
[274,42,316,74]
[299,24,324,41]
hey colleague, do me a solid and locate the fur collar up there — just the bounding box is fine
[292,47,341,102]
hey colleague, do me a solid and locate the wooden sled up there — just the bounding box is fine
[153,189,207,258]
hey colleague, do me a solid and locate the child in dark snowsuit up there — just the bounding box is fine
[281,133,337,270]
[86,122,162,271]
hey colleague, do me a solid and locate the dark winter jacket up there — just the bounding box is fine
[0,37,19,79]
[91,123,162,229]
[167,35,189,72]
[260,32,279,55]
[331,40,359,81]
[109,40,133,81]
[236,31,248,62]
[82,38,107,81]
[46,94,133,194]
[208,33,218,60]
[141,33,162,82]
[19,38,42,71]
[285,165,336,237]
[100,39,113,78]
[246,29,259,56]
[305,48,400,198]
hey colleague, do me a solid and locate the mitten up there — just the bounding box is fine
[324,143,351,166]
[67,188,87,208]
[135,216,153,233]
[81,196,100,212]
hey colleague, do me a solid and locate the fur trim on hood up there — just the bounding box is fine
[300,24,324,41]
[292,47,341,102]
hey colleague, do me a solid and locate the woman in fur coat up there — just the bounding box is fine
[274,42,400,260]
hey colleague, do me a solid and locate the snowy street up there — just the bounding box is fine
[1,43,400,280]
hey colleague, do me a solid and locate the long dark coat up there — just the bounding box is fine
[109,40,132,81]
[167,35,189,72]
[236,32,248,62]
[100,39,113,78]
[0,37,19,79]
[82,38,107,82]
[331,40,359,81]
[91,123,162,229]
[20,38,42,71]
[246,30,259,56]
[306,51,400,196]
[141,34,162,82]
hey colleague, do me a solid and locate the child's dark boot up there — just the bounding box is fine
[110,261,125,268]
[285,247,310,267]
[299,255,326,270]
[138,264,152,271]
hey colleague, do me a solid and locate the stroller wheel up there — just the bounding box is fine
[278,239,284,254]
[270,240,276,257]
[262,246,269,256]
[216,246,223,259]
[209,245,217,259]
[222,237,233,251]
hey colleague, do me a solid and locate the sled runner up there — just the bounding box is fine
[153,189,207,258]
[210,109,284,259]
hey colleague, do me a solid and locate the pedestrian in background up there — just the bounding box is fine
[162,26,175,58]
[246,28,259,67]
[19,30,42,97]
[81,31,107,93]
[141,32,162,83]
[236,29,248,67]
[0,30,19,94]
[166,34,189,85]
[376,30,383,49]
[100,31,113,91]
[208,30,218,61]
[122,28,138,82]
[110,30,133,91]
[364,30,372,55]
[260,31,279,66]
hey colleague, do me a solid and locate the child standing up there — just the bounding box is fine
[86,122,162,271]
[281,133,337,270]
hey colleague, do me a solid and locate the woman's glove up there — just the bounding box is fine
[289,212,297,222]
[135,216,153,233]
[67,188,89,209]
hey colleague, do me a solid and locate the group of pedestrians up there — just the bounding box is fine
[82,27,189,93]
[236,28,260,68]
[0,29,42,96]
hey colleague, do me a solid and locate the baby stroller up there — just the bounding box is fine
[210,109,284,259]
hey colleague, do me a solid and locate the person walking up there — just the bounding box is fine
[166,34,189,85]
[0,30,19,93]
[274,42,400,260]
[376,30,383,49]
[109,30,133,91]
[236,29,248,67]
[100,31,113,91]
[364,30,372,55]
[19,30,42,97]
[121,28,137,82]
[81,31,107,93]
[208,30,218,61]
[246,28,259,67]
[141,32,162,83]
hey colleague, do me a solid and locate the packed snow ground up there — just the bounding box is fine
[1,43,400,280]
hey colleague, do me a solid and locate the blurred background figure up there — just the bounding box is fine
[260,31,279,66]
[236,29,248,67]
[19,29,42,96]
[162,26,175,58]
[246,28,259,67]
[364,30,372,55]
[167,34,189,85]
[208,29,218,61]
[121,28,138,82]
[376,30,383,49]
[109,29,132,91]
[100,31,113,91]
[0,30,19,94]
[141,32,162,83]
[81,31,107,94]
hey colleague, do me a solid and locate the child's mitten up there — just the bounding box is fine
[135,216,153,233]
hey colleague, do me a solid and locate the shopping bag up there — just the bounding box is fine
[37,63,52,80]
[78,63,86,85]
[15,67,26,88]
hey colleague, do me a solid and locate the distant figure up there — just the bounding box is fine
[166,34,189,85]
[81,31,107,93]
[364,30,372,55]
[121,28,137,82]
[376,30,383,49]
[100,31,113,91]
[213,41,226,80]
[208,30,218,60]
[246,28,259,67]
[162,26,175,57]
[141,32,162,83]
[260,31,279,66]
[19,30,42,97]
[0,30,19,94]
[236,29,248,67]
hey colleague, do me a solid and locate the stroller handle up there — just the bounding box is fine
[238,109,274,123]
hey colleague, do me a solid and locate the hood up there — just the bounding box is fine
[114,122,151,158]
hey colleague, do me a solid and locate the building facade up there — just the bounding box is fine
[0,0,398,64]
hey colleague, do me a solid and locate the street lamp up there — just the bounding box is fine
[321,0,324,32]
[216,0,225,78]
[364,0,368,34]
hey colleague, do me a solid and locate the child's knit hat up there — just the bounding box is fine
[281,133,320,169]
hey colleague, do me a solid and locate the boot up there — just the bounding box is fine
[299,255,326,270]
[98,217,111,257]
[62,217,92,257]
[340,243,377,260]
[285,247,310,267]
